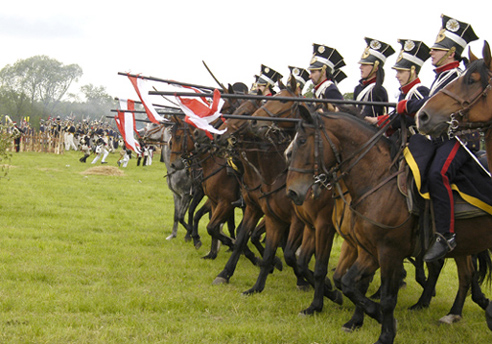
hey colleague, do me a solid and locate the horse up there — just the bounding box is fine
[143,122,202,248]
[417,41,492,171]
[212,97,334,299]
[286,106,492,343]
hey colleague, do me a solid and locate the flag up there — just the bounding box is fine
[127,74,167,123]
[115,99,142,154]
[175,87,227,139]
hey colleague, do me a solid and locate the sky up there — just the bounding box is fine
[1,0,490,107]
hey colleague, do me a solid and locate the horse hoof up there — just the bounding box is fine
[273,257,283,271]
[212,277,229,285]
[202,253,217,260]
[194,241,202,250]
[184,235,191,243]
[166,234,177,240]
[341,320,363,333]
[439,314,462,324]
[242,288,260,296]
[408,302,429,311]
[331,290,343,306]
[299,306,319,316]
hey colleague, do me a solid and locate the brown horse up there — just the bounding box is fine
[212,97,343,302]
[417,41,492,171]
[287,106,492,343]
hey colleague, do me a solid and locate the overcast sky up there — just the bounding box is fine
[1,0,489,106]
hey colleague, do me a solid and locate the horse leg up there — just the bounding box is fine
[439,256,473,324]
[212,206,263,285]
[191,202,211,250]
[203,203,235,259]
[300,222,342,315]
[167,193,181,240]
[226,213,236,240]
[249,219,282,270]
[409,258,444,310]
[243,216,294,295]
[185,185,204,243]
[377,253,405,344]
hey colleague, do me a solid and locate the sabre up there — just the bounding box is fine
[148,91,398,108]
[202,60,226,90]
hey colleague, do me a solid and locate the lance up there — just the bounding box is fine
[114,97,180,111]
[148,90,397,108]
[109,110,300,123]
[118,72,216,92]
[202,60,226,90]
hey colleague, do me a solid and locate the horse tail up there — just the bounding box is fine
[474,249,492,287]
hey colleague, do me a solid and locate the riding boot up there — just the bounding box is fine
[423,233,456,262]
[137,157,141,166]
[79,154,89,163]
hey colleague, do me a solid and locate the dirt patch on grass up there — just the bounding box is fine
[80,166,125,176]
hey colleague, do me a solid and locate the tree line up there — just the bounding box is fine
[0,55,116,130]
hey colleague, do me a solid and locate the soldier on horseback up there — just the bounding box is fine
[356,38,395,122]
[287,66,310,95]
[404,15,486,262]
[307,43,346,103]
[255,64,283,97]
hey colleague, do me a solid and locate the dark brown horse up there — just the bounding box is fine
[212,97,343,302]
[417,41,492,171]
[287,106,492,343]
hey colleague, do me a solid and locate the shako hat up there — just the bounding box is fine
[333,69,347,84]
[393,39,430,74]
[256,64,283,87]
[432,14,478,56]
[288,66,310,89]
[308,44,345,73]
[359,38,395,66]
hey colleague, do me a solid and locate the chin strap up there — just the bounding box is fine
[436,47,456,67]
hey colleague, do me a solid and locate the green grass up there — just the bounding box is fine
[0,151,490,343]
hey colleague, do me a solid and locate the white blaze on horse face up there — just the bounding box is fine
[284,133,298,162]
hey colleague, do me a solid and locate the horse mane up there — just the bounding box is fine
[320,111,394,149]
[464,59,490,89]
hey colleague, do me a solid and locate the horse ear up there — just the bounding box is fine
[278,79,286,90]
[483,41,492,70]
[469,46,479,62]
[289,75,297,94]
[299,105,315,124]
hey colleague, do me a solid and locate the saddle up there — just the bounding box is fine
[397,159,488,219]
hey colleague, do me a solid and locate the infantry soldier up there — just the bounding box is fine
[356,37,395,122]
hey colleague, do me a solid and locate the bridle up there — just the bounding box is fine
[439,69,492,136]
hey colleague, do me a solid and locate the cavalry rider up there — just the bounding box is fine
[374,39,431,130]
[307,43,346,104]
[356,38,395,123]
[287,66,310,95]
[255,64,283,97]
[404,15,490,262]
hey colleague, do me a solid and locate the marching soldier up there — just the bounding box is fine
[403,15,490,262]
[307,43,346,102]
[91,134,109,164]
[356,37,395,122]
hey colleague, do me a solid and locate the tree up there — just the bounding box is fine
[0,55,83,117]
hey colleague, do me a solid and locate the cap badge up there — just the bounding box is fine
[318,45,325,54]
[293,68,300,76]
[446,19,460,32]
[370,40,381,50]
[264,67,270,74]
[435,28,446,43]
[396,51,404,62]
[404,40,415,52]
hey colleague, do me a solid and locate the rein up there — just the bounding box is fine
[440,71,492,135]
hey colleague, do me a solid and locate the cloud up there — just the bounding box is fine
[0,14,84,39]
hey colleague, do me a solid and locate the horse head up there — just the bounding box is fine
[213,95,262,147]
[168,116,195,171]
[418,40,492,137]
[250,75,301,141]
[286,105,340,205]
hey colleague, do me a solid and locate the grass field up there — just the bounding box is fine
[0,150,490,343]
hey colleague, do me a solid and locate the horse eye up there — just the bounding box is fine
[297,138,307,145]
